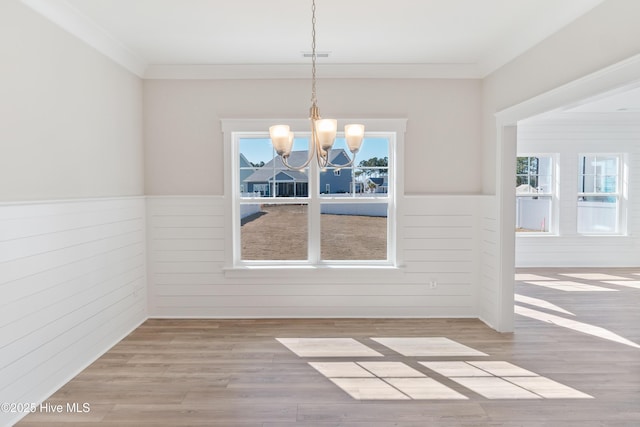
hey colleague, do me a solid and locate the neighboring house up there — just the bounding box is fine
[516,184,537,194]
[244,149,353,196]
[239,153,257,194]
[368,176,389,193]
[356,176,389,194]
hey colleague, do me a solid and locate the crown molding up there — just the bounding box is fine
[144,63,483,80]
[21,0,147,77]
[20,1,482,80]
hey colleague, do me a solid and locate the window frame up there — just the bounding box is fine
[222,118,406,271]
[576,153,625,235]
[515,153,557,235]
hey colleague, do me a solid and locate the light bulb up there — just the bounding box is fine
[345,124,364,153]
[270,125,294,156]
[315,119,337,151]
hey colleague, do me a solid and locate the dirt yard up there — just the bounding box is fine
[241,204,386,260]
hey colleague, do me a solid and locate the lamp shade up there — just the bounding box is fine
[314,119,337,151]
[344,124,365,153]
[269,125,294,156]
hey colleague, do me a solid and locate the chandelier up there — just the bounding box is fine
[269,0,365,170]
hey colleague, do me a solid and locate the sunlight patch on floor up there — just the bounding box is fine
[424,360,591,400]
[524,280,618,292]
[309,362,374,378]
[560,273,629,281]
[371,337,488,357]
[357,362,425,377]
[420,361,491,377]
[467,361,538,377]
[278,337,594,401]
[505,376,593,399]
[602,280,640,289]
[385,377,468,400]
[515,294,575,315]
[329,378,410,400]
[515,305,640,349]
[276,338,383,357]
[515,273,556,281]
[451,377,542,399]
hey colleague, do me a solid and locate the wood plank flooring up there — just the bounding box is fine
[16,268,640,426]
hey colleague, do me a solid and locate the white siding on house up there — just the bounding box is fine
[0,198,147,427]
[516,115,640,267]
[147,195,488,318]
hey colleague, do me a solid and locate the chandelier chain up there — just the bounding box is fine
[269,0,364,172]
[311,0,317,107]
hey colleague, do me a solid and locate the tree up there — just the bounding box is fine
[357,156,388,177]
[516,156,538,187]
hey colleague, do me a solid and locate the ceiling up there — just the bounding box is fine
[24,0,605,79]
[563,85,640,113]
[518,82,640,124]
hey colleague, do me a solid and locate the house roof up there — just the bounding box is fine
[239,153,253,169]
[244,149,350,183]
[516,184,537,194]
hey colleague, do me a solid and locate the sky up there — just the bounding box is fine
[240,137,389,166]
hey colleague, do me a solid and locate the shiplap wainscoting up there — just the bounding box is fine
[479,196,500,329]
[0,197,147,427]
[147,196,488,318]
[517,116,640,267]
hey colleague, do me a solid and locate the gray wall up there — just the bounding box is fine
[143,79,482,196]
[0,1,144,201]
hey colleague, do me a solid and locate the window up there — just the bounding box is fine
[229,122,400,267]
[515,156,554,233]
[577,154,621,234]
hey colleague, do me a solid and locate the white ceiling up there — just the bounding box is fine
[24,0,605,79]
[563,85,640,113]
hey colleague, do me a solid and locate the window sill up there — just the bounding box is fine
[516,233,629,238]
[223,264,403,279]
[576,233,628,237]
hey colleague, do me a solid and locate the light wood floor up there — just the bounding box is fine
[17,268,640,426]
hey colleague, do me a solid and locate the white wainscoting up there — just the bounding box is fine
[517,116,640,267]
[0,197,147,427]
[147,195,488,319]
[478,196,500,329]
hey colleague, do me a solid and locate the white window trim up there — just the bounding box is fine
[221,118,407,272]
[576,152,626,236]
[515,153,558,236]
